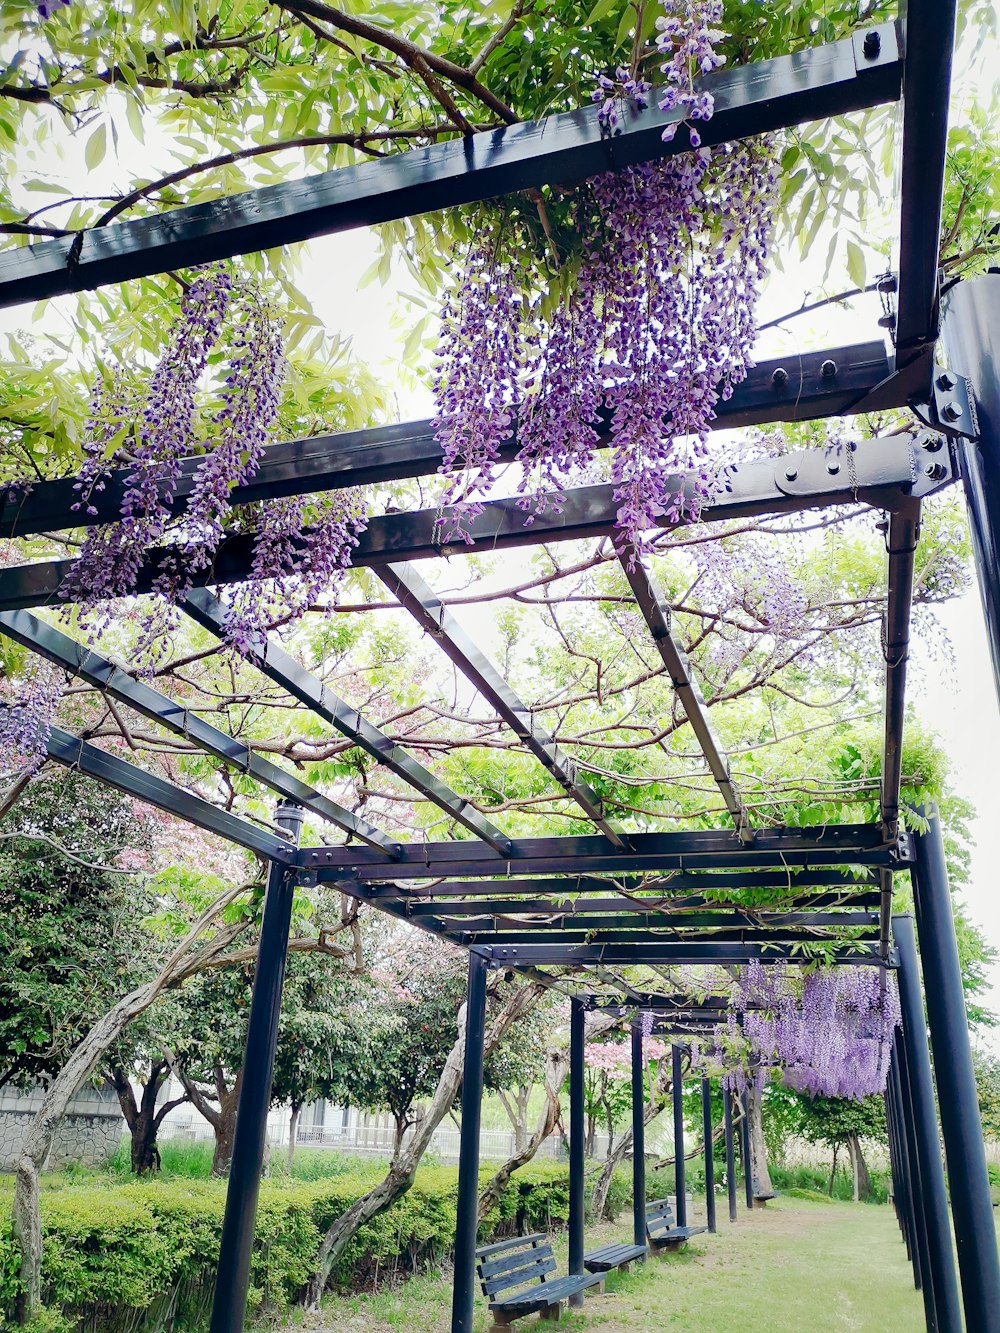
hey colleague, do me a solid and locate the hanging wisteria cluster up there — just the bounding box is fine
[709,961,901,1101]
[0,657,62,779]
[432,1,778,553]
[61,266,370,664]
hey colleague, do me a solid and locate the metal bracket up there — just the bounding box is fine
[893,832,915,866]
[910,369,979,440]
[773,429,956,501]
[851,23,899,76]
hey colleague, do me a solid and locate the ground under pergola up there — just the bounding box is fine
[0,3,998,1332]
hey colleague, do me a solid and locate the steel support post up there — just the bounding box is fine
[672,1046,687,1227]
[909,818,1000,1331]
[723,1088,738,1223]
[884,1066,910,1258]
[701,1078,717,1235]
[569,998,586,1305]
[891,1042,924,1291]
[941,274,1000,700]
[210,802,303,1333]
[450,951,489,1333]
[896,1031,940,1329]
[893,915,963,1333]
[740,1093,754,1210]
[631,1023,647,1249]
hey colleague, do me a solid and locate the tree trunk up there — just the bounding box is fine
[8,878,289,1323]
[302,981,542,1311]
[288,1103,301,1171]
[744,1079,773,1196]
[845,1132,873,1202]
[107,1058,188,1176]
[479,1050,569,1222]
[829,1142,839,1196]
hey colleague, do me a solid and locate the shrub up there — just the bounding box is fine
[0,1160,575,1329]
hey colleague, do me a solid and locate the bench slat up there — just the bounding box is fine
[478,1243,553,1280]
[584,1243,647,1273]
[482,1255,557,1296]
[476,1233,545,1260]
[491,1272,603,1313]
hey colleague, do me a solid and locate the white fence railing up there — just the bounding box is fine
[294,1122,581,1164]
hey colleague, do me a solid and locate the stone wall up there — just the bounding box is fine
[0,1083,124,1170]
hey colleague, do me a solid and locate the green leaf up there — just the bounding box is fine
[846,239,866,291]
[85,123,107,171]
[585,0,620,28]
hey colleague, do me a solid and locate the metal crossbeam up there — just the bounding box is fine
[301,823,905,879]
[620,552,751,841]
[430,910,879,931]
[0,29,900,311]
[0,432,955,615]
[386,896,881,918]
[0,609,400,857]
[361,870,880,898]
[377,562,627,846]
[0,344,892,542]
[881,502,919,833]
[43,725,295,862]
[182,587,512,853]
[894,0,957,355]
[484,942,891,965]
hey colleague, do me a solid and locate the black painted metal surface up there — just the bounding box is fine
[210,801,303,1333]
[0,30,900,310]
[450,951,489,1333]
[909,820,1000,1331]
[893,914,962,1333]
[0,344,894,542]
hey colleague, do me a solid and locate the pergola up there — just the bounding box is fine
[2,3,999,1332]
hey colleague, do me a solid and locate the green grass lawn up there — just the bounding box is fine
[296,1198,938,1333]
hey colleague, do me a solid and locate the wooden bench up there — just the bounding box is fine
[645,1198,708,1252]
[476,1233,605,1330]
[583,1240,647,1273]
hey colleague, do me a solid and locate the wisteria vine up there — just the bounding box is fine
[432,1,778,553]
[708,961,901,1101]
[60,268,370,665]
[0,657,62,779]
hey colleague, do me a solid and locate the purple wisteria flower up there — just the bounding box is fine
[0,658,62,776]
[432,2,778,558]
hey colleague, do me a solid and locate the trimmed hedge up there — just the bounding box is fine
[0,1161,577,1329]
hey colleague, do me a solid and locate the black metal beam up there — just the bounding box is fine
[0,343,893,543]
[459,926,878,946]
[182,587,512,853]
[409,907,880,928]
[301,824,905,880]
[894,0,958,356]
[880,501,919,834]
[377,562,627,845]
[486,942,891,965]
[0,609,400,857]
[620,551,750,841]
[0,431,955,614]
[0,28,901,310]
[43,724,295,861]
[362,870,881,899]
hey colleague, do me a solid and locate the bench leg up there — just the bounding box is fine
[489,1323,513,1333]
[540,1300,564,1320]
[585,1279,606,1297]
